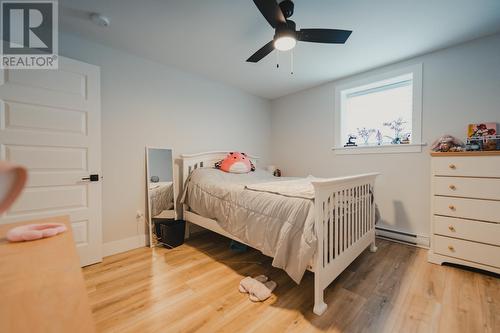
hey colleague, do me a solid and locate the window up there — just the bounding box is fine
[334,64,423,154]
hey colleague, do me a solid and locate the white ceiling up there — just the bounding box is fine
[60,0,500,99]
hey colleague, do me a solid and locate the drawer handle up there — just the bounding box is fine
[448,205,456,211]
[448,225,455,232]
[448,245,455,252]
[449,185,456,190]
[449,164,456,169]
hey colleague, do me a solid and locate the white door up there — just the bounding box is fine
[0,57,102,266]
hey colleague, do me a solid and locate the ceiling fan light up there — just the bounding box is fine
[274,36,296,51]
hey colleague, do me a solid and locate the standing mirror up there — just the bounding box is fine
[146,147,175,247]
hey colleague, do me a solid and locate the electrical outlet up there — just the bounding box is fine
[136,210,144,222]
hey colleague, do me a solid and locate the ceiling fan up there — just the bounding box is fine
[247,0,352,63]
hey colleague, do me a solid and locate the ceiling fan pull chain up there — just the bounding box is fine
[291,49,294,75]
[276,50,280,68]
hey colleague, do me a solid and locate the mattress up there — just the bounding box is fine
[181,168,317,283]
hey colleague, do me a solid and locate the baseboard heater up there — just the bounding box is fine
[375,226,430,248]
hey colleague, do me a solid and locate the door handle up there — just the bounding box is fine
[82,174,99,182]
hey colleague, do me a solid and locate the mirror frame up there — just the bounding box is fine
[145,146,176,248]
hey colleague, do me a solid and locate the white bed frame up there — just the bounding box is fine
[180,151,379,316]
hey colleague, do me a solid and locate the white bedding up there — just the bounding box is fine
[245,176,321,200]
[181,168,317,283]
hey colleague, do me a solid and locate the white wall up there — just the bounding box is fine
[59,31,499,248]
[59,33,271,245]
[270,33,500,239]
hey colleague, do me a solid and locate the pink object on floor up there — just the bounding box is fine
[6,223,67,242]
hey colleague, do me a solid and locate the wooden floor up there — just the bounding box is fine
[83,233,499,333]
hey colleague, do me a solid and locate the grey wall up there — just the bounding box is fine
[60,33,272,244]
[148,148,173,182]
[270,33,500,239]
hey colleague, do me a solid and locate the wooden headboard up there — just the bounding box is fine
[180,151,259,187]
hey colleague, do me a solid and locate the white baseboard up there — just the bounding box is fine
[375,226,430,249]
[102,234,146,257]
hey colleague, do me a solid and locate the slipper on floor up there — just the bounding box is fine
[239,275,268,293]
[249,280,277,302]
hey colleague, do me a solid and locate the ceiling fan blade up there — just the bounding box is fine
[246,41,274,63]
[298,29,352,44]
[252,0,286,28]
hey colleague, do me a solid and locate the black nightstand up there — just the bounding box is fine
[153,218,185,248]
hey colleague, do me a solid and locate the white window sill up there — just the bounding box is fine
[332,143,427,155]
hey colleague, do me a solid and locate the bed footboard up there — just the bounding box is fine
[311,173,379,315]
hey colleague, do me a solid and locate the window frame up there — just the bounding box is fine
[333,63,424,154]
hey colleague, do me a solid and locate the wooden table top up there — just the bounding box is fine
[0,216,95,333]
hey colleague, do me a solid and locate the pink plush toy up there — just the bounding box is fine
[215,152,255,173]
[6,223,67,242]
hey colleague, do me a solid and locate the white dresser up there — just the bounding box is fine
[428,151,500,274]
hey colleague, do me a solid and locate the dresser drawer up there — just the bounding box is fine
[434,196,500,223]
[434,177,500,200]
[434,216,500,246]
[434,235,500,268]
[432,156,500,177]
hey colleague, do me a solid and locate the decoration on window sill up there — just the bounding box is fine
[400,133,411,144]
[383,117,409,144]
[345,117,414,147]
[356,127,376,145]
[344,135,357,147]
[431,135,465,152]
[375,130,383,146]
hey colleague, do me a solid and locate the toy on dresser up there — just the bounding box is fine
[466,123,500,151]
[430,135,465,152]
